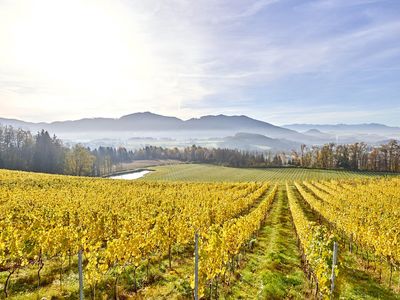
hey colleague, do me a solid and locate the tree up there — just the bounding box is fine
[300,144,307,167]
[32,130,65,173]
[65,145,95,176]
[336,145,350,169]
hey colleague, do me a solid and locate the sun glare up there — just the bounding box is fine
[2,0,157,100]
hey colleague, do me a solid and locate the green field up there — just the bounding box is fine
[142,163,396,182]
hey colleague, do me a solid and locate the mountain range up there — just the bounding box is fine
[0,112,309,141]
[1,112,399,151]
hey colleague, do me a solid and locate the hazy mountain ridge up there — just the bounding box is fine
[284,123,400,134]
[0,112,311,142]
[219,132,301,151]
[283,123,400,144]
[1,113,399,149]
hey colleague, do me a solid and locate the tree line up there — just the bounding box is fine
[290,141,400,172]
[0,125,134,176]
[137,143,400,172]
[1,125,399,176]
[133,145,285,167]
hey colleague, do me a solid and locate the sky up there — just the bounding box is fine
[0,0,399,125]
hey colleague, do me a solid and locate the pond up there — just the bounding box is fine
[108,170,152,180]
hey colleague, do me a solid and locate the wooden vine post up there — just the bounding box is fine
[78,249,84,300]
[194,232,199,300]
[330,242,338,299]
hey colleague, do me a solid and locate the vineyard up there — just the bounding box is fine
[142,163,395,182]
[0,169,399,299]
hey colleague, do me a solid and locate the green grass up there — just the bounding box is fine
[0,250,194,299]
[222,188,308,299]
[142,163,397,182]
[0,258,81,300]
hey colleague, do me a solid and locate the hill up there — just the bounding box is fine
[218,132,301,151]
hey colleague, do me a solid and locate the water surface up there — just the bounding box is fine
[109,170,152,180]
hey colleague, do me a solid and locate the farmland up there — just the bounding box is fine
[0,168,399,299]
[142,163,395,182]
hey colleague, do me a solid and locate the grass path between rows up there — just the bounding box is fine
[222,187,309,299]
[134,185,277,299]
